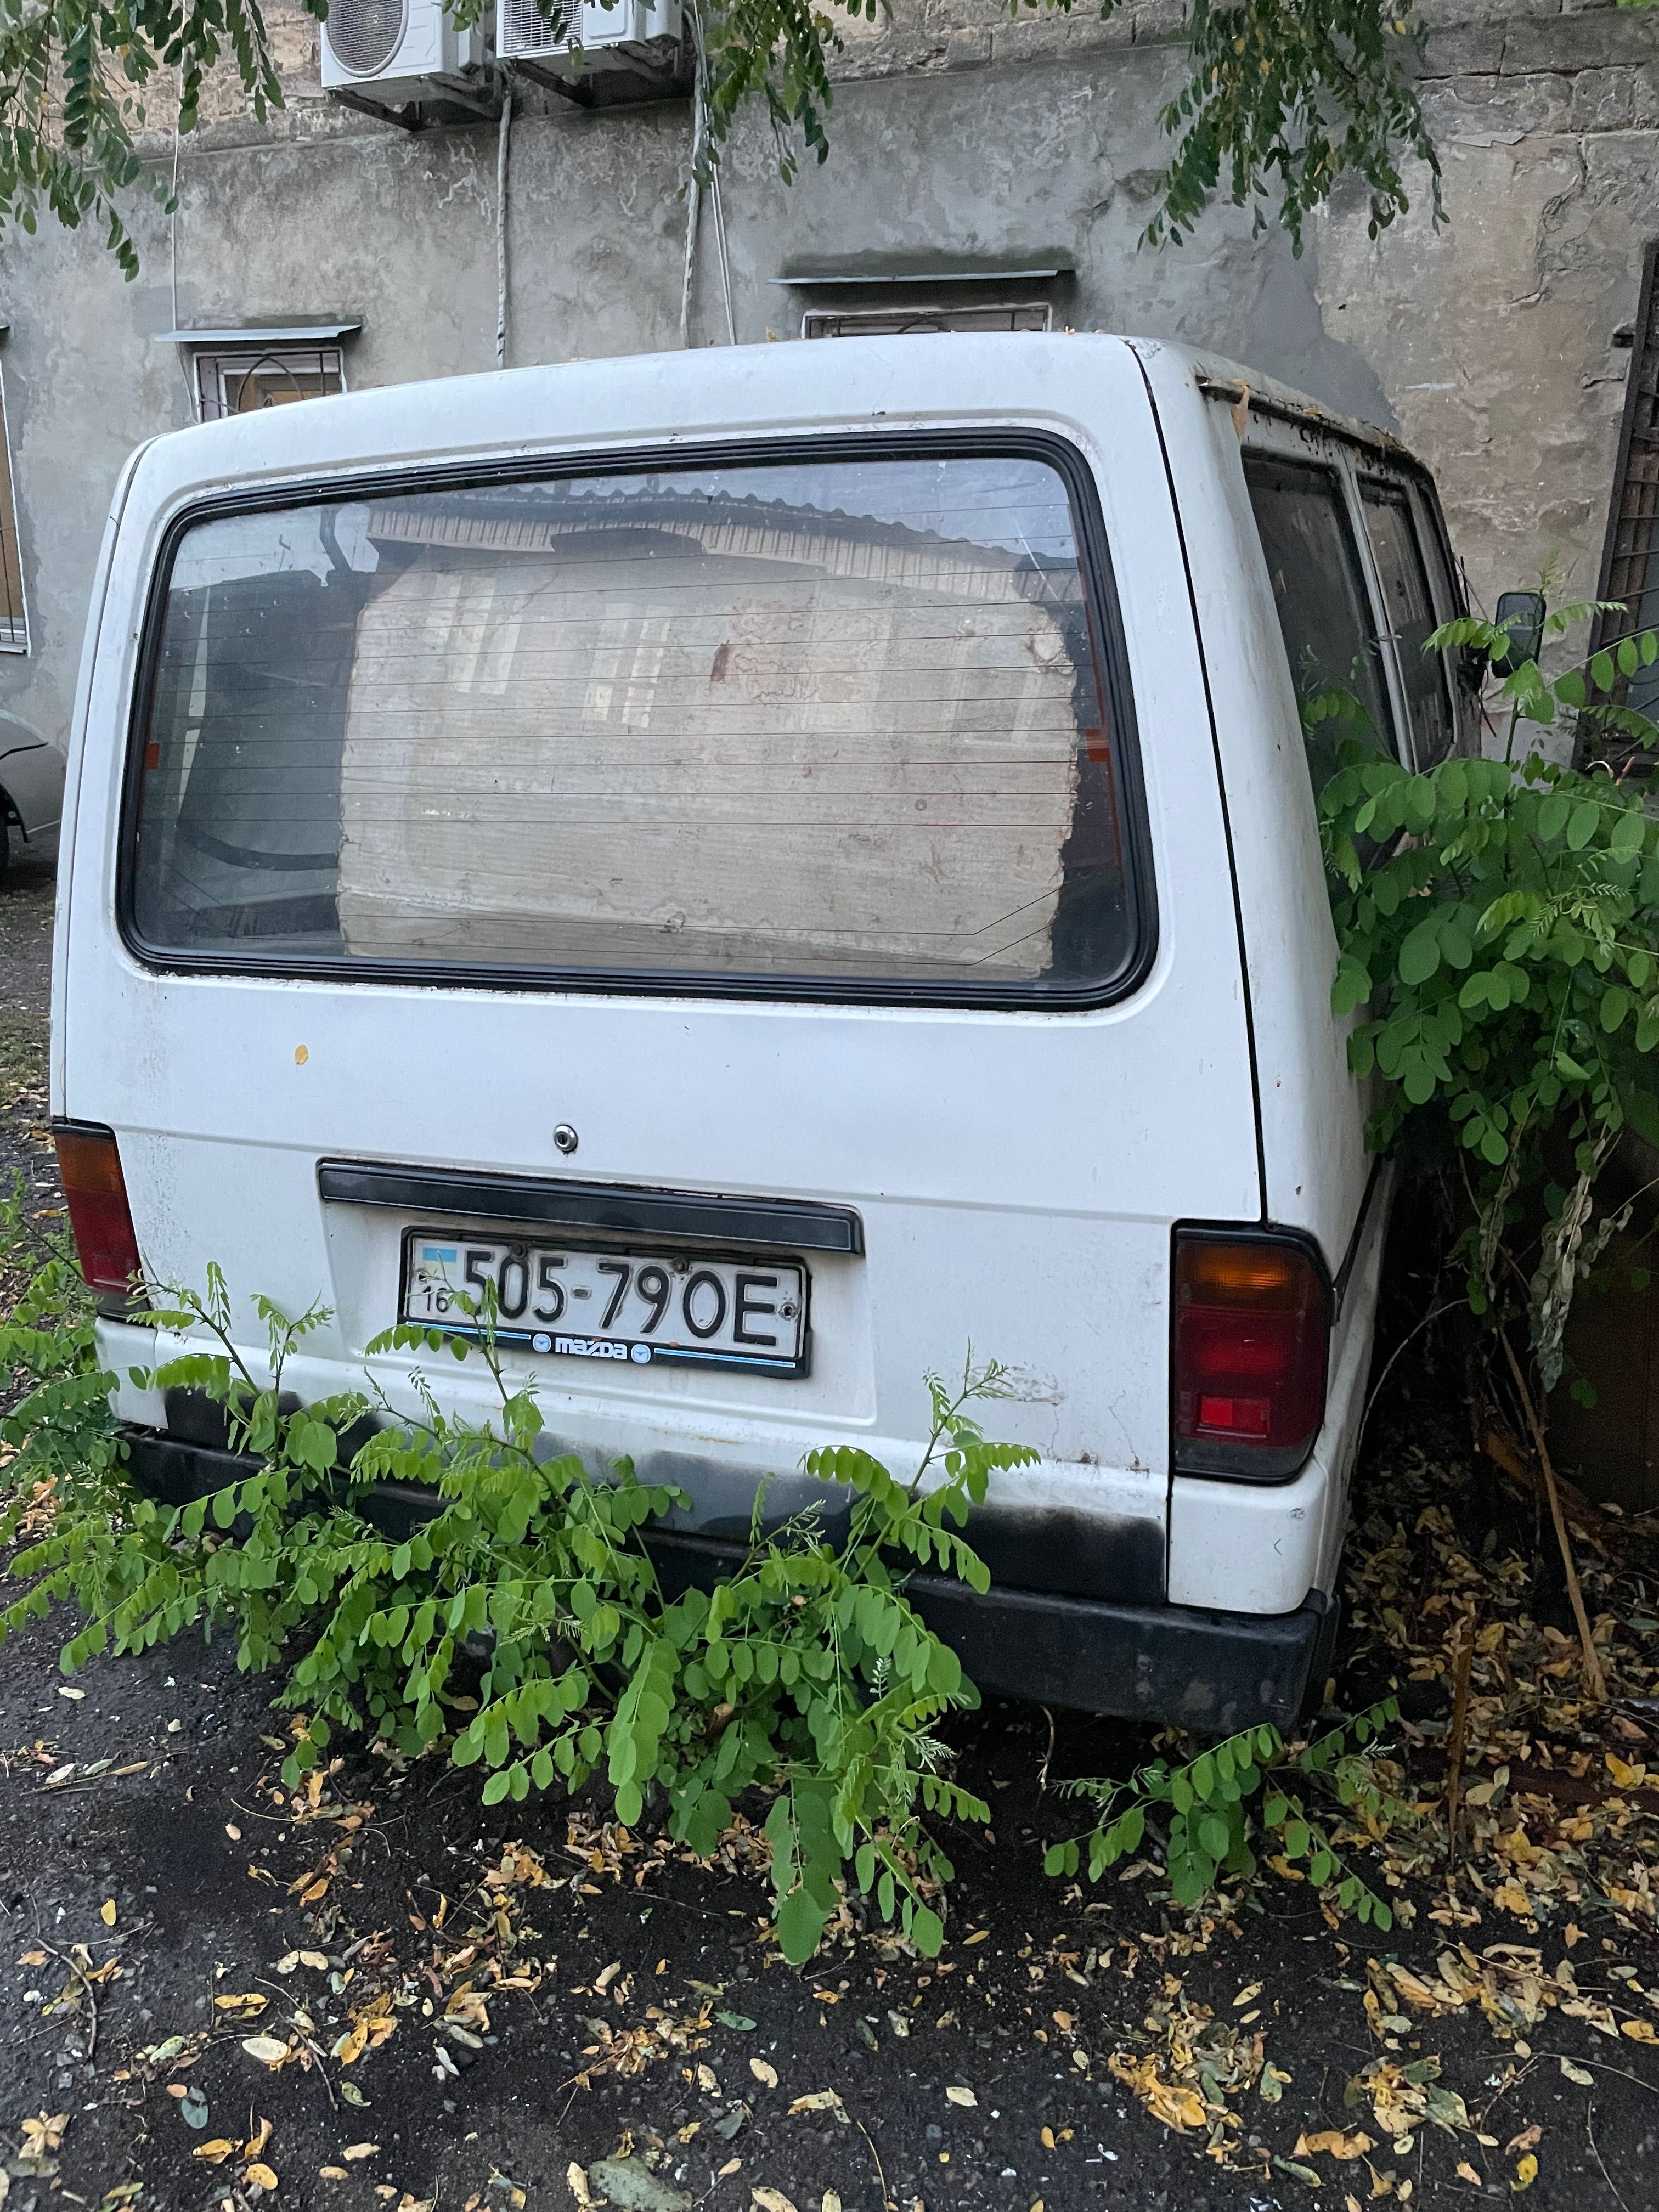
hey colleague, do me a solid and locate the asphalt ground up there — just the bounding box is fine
[2,834,1656,2212]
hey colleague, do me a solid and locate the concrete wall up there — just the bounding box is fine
[0,0,1654,752]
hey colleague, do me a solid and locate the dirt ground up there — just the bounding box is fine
[3,837,1657,2212]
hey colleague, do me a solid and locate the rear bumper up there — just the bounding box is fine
[122,1424,1335,1733]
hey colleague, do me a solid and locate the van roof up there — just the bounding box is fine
[1137,338,1413,464]
[139,330,1414,482]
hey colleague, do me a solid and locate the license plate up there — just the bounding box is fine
[398,1229,810,1377]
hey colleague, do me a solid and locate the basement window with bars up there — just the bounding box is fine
[0,368,27,652]
[1593,241,1659,735]
[193,345,347,422]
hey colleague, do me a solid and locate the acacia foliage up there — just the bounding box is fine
[0,1254,1035,1963]
[15,0,1452,276]
[1319,613,1659,1385]
[1052,1698,1404,1922]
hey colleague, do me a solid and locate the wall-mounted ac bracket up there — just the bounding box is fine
[328,75,504,128]
[507,44,690,105]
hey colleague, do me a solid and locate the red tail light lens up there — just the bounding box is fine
[1173,1231,1329,1480]
[52,1122,142,1296]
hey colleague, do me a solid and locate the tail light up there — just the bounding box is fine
[52,1121,142,1297]
[1173,1229,1330,1480]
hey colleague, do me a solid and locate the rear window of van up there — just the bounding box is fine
[126,444,1146,1003]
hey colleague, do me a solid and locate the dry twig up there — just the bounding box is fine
[1500,1332,1607,1702]
[1444,1607,1476,1866]
[35,1937,100,2062]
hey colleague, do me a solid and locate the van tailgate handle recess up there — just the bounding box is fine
[316,1160,865,1256]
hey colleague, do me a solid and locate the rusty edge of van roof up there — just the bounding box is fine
[1132,338,1415,466]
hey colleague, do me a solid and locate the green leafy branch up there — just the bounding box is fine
[0,1249,1034,1965]
[1318,617,1659,1390]
[1045,1696,1404,1923]
[16,0,1443,273]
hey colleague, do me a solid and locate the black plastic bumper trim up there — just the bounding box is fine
[122,1427,1327,1732]
[317,1160,865,1256]
[643,1531,1328,1731]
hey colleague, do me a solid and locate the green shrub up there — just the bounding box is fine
[1,1255,1036,1964]
[1049,1699,1403,1924]
[1320,609,1659,1388]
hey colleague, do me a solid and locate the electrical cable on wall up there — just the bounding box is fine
[170,93,199,425]
[681,0,735,347]
[495,82,514,371]
[709,154,736,347]
[679,87,704,346]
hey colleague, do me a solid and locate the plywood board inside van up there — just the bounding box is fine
[335,516,1083,977]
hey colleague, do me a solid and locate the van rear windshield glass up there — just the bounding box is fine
[127,449,1141,999]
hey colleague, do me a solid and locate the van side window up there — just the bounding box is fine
[127,449,1143,1001]
[1361,479,1456,769]
[1243,453,1396,794]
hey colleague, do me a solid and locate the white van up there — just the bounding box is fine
[50,336,1474,1733]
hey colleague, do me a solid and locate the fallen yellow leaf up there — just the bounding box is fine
[1512,2153,1538,2192]
[566,2166,596,2210]
[1622,2019,1659,2045]
[193,2141,239,2165]
[341,2143,379,2160]
[788,2091,844,2116]
[319,2171,349,2183]
[749,2057,778,2089]
[1109,2051,1207,2133]
[1456,2163,1482,2186]
[946,2086,978,2108]
[241,2035,290,2067]
[752,2192,798,2212]
[100,1900,116,1928]
[1296,2131,1376,2163]
[245,2162,279,2190]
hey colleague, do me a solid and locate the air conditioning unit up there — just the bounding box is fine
[497,0,682,84]
[321,0,486,105]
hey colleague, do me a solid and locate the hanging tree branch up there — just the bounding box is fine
[6,0,1452,275]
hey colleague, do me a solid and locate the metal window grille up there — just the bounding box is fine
[1592,241,1659,730]
[801,302,1053,340]
[192,346,347,423]
[0,369,29,653]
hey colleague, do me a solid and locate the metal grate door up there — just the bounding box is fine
[1592,241,1659,735]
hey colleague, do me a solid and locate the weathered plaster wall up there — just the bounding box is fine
[0,0,1653,752]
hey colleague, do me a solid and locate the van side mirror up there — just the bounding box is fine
[1491,590,1547,678]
